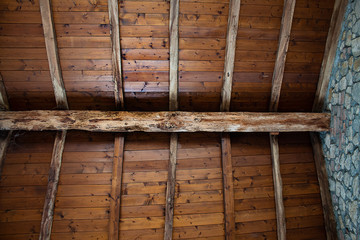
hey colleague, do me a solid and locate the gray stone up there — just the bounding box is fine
[345,155,352,171]
[349,201,358,224]
[353,176,359,200]
[354,57,360,72]
[355,0,360,18]
[344,172,351,187]
[336,181,342,197]
[325,134,331,147]
[354,20,360,36]
[353,133,359,146]
[340,77,348,90]
[341,62,349,76]
[339,196,345,212]
[347,72,353,85]
[352,82,360,104]
[330,145,336,158]
[351,37,360,57]
[330,178,336,192]
[346,30,353,46]
[345,94,351,108]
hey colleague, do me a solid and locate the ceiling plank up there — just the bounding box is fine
[39,0,68,110]
[169,0,179,111]
[270,134,286,240]
[221,133,235,240]
[220,0,241,112]
[39,130,67,240]
[310,132,337,240]
[312,0,348,112]
[109,134,125,240]
[108,0,124,110]
[269,0,296,112]
[164,132,178,240]
[0,111,330,132]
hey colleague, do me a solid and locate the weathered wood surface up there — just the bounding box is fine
[269,0,296,112]
[313,0,348,112]
[108,0,124,110]
[310,132,337,239]
[164,133,178,240]
[169,0,179,111]
[0,130,11,176]
[109,134,125,240]
[269,134,286,240]
[0,111,330,132]
[221,133,235,239]
[220,0,241,112]
[39,0,68,110]
[0,74,9,111]
[39,130,67,240]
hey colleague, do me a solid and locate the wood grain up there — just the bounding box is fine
[169,0,179,111]
[220,0,241,112]
[164,133,178,240]
[313,0,348,112]
[269,134,286,240]
[221,133,235,239]
[108,0,124,110]
[310,132,337,239]
[269,0,296,112]
[0,111,330,132]
[39,0,68,110]
[109,134,124,240]
[39,130,67,240]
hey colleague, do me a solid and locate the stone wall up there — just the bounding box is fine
[321,0,360,239]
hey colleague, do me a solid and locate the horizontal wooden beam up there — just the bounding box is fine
[0,111,330,132]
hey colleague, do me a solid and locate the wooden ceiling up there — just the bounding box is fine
[0,0,334,112]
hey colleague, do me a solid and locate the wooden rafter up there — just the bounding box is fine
[39,130,67,240]
[39,0,68,110]
[0,74,9,111]
[270,134,286,240]
[108,0,124,110]
[169,0,179,111]
[109,134,125,240]
[0,111,330,132]
[221,133,235,239]
[165,1,180,238]
[310,133,337,239]
[313,0,348,112]
[269,0,296,112]
[164,133,178,240]
[220,0,241,112]
[268,1,296,238]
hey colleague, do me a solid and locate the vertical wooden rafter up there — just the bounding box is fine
[165,1,179,239]
[313,0,348,112]
[39,1,68,238]
[268,1,296,239]
[39,0,68,110]
[269,134,286,240]
[220,0,241,112]
[221,133,235,239]
[164,132,178,240]
[0,75,11,176]
[109,134,125,240]
[219,1,240,239]
[108,0,124,110]
[269,0,296,112]
[39,130,66,240]
[310,133,337,239]
[169,0,179,111]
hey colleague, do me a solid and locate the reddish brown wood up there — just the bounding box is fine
[39,130,67,240]
[109,134,125,240]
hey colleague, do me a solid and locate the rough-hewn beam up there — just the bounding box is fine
[39,130,66,240]
[0,111,330,132]
[109,134,125,240]
[221,133,235,239]
[39,0,68,110]
[164,133,178,240]
[169,0,179,111]
[310,133,337,239]
[313,0,348,112]
[108,0,124,110]
[0,74,9,111]
[269,0,296,112]
[270,134,286,239]
[220,0,241,112]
